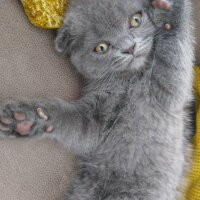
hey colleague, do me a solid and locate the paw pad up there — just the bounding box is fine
[0,117,12,125]
[165,23,171,30]
[14,112,26,121]
[152,0,171,10]
[46,125,54,133]
[37,108,48,121]
[15,121,34,136]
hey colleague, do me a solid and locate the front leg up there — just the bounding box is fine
[147,0,194,109]
[0,98,100,155]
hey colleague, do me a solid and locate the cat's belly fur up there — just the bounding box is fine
[81,94,185,186]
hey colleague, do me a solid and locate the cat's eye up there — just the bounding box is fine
[94,42,109,54]
[130,12,142,28]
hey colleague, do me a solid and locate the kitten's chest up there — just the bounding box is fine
[101,80,150,124]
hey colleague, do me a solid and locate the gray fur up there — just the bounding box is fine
[0,0,195,199]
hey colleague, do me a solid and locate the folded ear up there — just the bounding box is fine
[54,24,75,55]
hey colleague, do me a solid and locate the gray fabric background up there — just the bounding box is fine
[0,0,81,199]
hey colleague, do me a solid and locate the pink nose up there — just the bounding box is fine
[122,44,136,56]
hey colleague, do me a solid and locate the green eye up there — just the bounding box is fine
[130,12,142,28]
[95,42,109,54]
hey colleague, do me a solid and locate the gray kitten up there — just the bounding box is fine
[0,0,194,199]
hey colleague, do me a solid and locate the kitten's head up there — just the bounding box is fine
[55,0,155,79]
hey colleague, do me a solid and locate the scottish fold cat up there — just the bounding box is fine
[0,0,194,199]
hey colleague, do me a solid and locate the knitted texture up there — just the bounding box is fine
[21,0,68,28]
[184,66,200,200]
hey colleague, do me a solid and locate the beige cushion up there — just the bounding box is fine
[0,0,81,199]
[193,0,200,64]
[0,139,77,200]
[0,0,199,200]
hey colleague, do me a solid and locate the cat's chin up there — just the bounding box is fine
[114,56,147,73]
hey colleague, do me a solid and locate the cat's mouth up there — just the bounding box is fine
[114,54,145,72]
[128,54,143,65]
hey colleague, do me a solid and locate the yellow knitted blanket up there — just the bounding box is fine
[184,66,200,200]
[21,0,68,28]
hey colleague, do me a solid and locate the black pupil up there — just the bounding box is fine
[100,46,105,51]
[135,17,140,24]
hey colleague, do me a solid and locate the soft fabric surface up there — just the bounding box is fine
[193,0,200,64]
[0,138,77,200]
[184,66,200,200]
[0,0,81,199]
[0,0,81,101]
[21,0,68,28]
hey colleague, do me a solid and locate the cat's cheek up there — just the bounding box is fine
[70,53,84,72]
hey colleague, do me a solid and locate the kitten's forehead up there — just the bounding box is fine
[68,0,143,36]
[81,0,142,19]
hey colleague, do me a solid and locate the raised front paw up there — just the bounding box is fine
[152,0,172,10]
[0,102,54,137]
[150,0,173,30]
